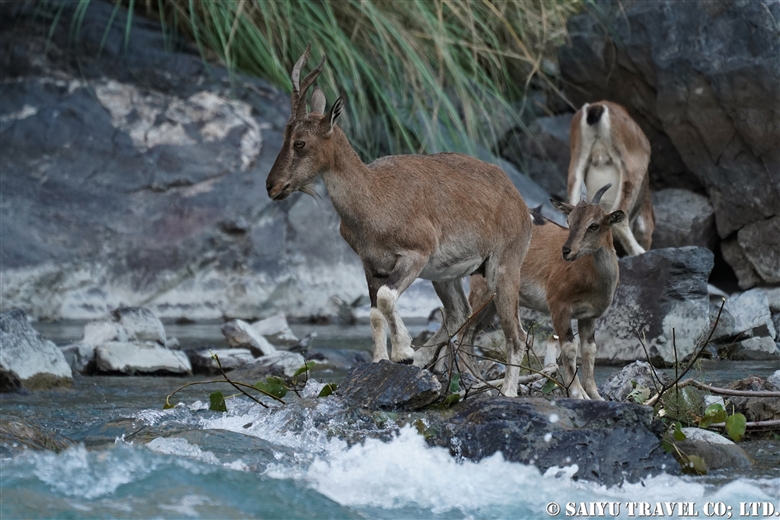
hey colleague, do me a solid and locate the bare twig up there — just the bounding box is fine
[709,419,780,431]
[424,293,495,371]
[213,354,275,407]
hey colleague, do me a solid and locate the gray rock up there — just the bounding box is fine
[737,216,780,286]
[498,114,572,200]
[722,238,764,290]
[724,337,780,361]
[250,314,298,345]
[95,342,191,375]
[61,343,97,374]
[674,428,752,471]
[221,320,276,357]
[651,189,717,250]
[165,337,180,349]
[767,370,780,391]
[227,351,306,380]
[112,307,166,345]
[601,361,670,402]
[0,1,367,323]
[0,309,72,392]
[762,287,780,314]
[723,376,780,422]
[82,320,127,345]
[431,397,676,487]
[558,0,780,287]
[189,348,255,375]
[0,417,75,456]
[337,361,442,411]
[721,289,776,340]
[596,247,714,365]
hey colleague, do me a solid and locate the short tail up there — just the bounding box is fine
[586,104,605,126]
[530,205,546,226]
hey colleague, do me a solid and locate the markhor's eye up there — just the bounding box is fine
[589,223,600,231]
[293,141,305,149]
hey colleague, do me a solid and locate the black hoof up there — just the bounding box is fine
[397,357,414,365]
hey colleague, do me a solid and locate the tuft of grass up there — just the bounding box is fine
[60,0,584,159]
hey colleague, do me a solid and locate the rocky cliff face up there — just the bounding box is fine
[0,2,560,322]
[558,0,780,288]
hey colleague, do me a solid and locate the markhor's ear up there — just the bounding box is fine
[328,97,344,130]
[608,210,625,225]
[311,87,326,115]
[550,199,575,216]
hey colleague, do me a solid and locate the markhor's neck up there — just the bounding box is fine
[321,128,375,227]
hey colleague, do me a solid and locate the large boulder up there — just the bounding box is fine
[221,320,276,357]
[250,314,298,345]
[95,342,191,375]
[430,396,675,487]
[595,247,714,365]
[336,361,442,411]
[0,309,72,391]
[651,189,717,250]
[112,307,166,345]
[0,416,75,456]
[558,0,780,288]
[672,428,752,471]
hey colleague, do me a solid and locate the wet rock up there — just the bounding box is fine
[188,348,254,375]
[95,341,191,375]
[221,320,276,357]
[250,314,298,345]
[227,351,306,380]
[112,307,166,345]
[337,361,442,411]
[305,348,371,372]
[60,343,97,374]
[558,0,780,287]
[596,247,714,366]
[165,337,180,349]
[674,428,753,471]
[651,190,717,250]
[0,309,72,392]
[431,397,675,486]
[601,361,670,402]
[0,416,75,456]
[723,337,780,361]
[724,376,780,422]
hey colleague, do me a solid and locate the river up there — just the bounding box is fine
[2,321,778,518]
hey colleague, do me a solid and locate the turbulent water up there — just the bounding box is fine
[2,323,779,519]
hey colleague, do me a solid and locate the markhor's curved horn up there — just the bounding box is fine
[591,183,612,205]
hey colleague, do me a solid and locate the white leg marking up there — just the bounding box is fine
[377,286,414,363]
[369,307,389,362]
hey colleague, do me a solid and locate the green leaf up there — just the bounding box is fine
[725,413,747,442]
[660,439,675,454]
[673,421,687,441]
[254,379,288,399]
[163,402,174,410]
[680,454,707,475]
[318,383,337,397]
[448,373,461,394]
[443,393,460,408]
[209,391,228,412]
[293,361,316,378]
[700,403,727,428]
[541,378,557,394]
